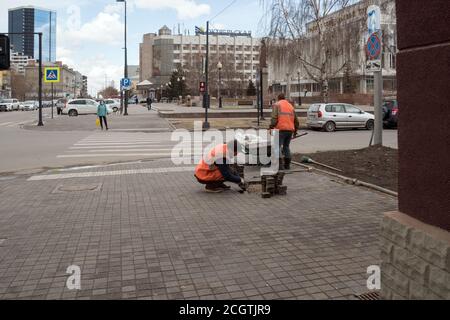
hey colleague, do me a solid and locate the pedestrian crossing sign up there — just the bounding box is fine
[44,67,60,83]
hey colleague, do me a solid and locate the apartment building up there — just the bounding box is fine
[140,26,261,95]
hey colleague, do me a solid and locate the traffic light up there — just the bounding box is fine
[199,81,206,93]
[0,34,11,71]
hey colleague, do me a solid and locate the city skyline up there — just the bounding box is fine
[0,0,264,95]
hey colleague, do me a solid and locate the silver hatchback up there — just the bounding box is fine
[307,103,375,132]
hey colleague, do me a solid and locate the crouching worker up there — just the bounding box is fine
[195,140,245,193]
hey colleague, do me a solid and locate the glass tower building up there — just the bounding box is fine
[8,6,56,62]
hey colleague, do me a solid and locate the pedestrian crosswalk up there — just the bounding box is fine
[57,132,207,161]
[0,120,36,128]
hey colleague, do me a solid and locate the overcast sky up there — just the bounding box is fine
[0,0,265,95]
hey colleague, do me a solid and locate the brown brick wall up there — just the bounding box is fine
[396,0,450,231]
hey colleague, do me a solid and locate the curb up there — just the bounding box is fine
[292,160,398,197]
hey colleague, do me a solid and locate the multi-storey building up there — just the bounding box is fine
[268,0,397,99]
[24,61,86,99]
[0,71,11,99]
[139,26,261,95]
[8,6,57,62]
[10,50,32,75]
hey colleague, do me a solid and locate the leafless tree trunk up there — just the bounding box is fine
[260,0,362,102]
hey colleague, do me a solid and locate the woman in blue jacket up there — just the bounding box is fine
[97,100,109,130]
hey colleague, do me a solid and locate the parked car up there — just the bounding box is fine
[104,99,120,113]
[383,99,399,129]
[307,103,375,132]
[0,99,20,111]
[62,99,112,116]
[21,101,38,111]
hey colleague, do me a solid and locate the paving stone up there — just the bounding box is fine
[0,159,397,300]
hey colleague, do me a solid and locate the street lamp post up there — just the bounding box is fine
[177,76,185,103]
[217,61,222,108]
[297,69,302,107]
[117,0,128,116]
[203,20,210,130]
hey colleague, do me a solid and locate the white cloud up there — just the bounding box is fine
[133,0,211,20]
[59,11,124,47]
[75,55,123,94]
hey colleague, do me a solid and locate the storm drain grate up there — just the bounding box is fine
[354,292,380,300]
[52,183,103,194]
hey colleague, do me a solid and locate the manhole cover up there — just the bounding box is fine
[52,183,102,194]
[354,292,380,300]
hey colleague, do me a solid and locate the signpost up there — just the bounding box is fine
[44,67,60,119]
[366,5,383,146]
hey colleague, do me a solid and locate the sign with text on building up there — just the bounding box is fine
[44,67,60,83]
[195,26,252,38]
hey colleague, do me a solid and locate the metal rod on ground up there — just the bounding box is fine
[301,156,343,172]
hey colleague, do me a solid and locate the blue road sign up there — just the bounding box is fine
[366,33,382,60]
[121,78,131,90]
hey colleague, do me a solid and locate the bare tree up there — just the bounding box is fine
[10,72,27,101]
[260,0,363,101]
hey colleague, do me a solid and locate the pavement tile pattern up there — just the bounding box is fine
[0,160,397,300]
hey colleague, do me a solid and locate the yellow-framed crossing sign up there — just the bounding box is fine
[44,67,60,83]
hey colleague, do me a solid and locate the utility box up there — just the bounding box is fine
[0,35,10,71]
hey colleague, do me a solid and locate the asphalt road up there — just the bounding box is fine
[0,105,398,174]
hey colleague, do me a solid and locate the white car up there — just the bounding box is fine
[0,99,20,111]
[62,99,112,117]
[104,99,120,113]
[307,103,375,132]
[21,101,38,111]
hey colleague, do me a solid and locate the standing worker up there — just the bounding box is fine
[270,93,299,170]
[195,140,246,193]
[97,100,109,131]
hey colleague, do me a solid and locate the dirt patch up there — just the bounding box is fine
[169,117,307,130]
[293,146,398,192]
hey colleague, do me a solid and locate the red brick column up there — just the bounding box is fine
[396,0,450,231]
[380,0,450,300]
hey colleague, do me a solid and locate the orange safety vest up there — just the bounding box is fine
[195,144,230,182]
[275,100,296,132]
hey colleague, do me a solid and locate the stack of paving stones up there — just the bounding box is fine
[262,173,287,199]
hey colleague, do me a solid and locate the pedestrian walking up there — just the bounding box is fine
[146,97,153,110]
[97,100,109,131]
[135,96,138,105]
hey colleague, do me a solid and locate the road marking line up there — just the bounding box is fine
[0,122,14,127]
[76,148,204,152]
[57,153,204,158]
[28,166,196,181]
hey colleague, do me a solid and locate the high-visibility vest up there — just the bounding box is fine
[195,144,230,182]
[275,100,296,132]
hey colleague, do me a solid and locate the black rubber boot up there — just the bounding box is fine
[284,158,292,170]
[278,158,284,171]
